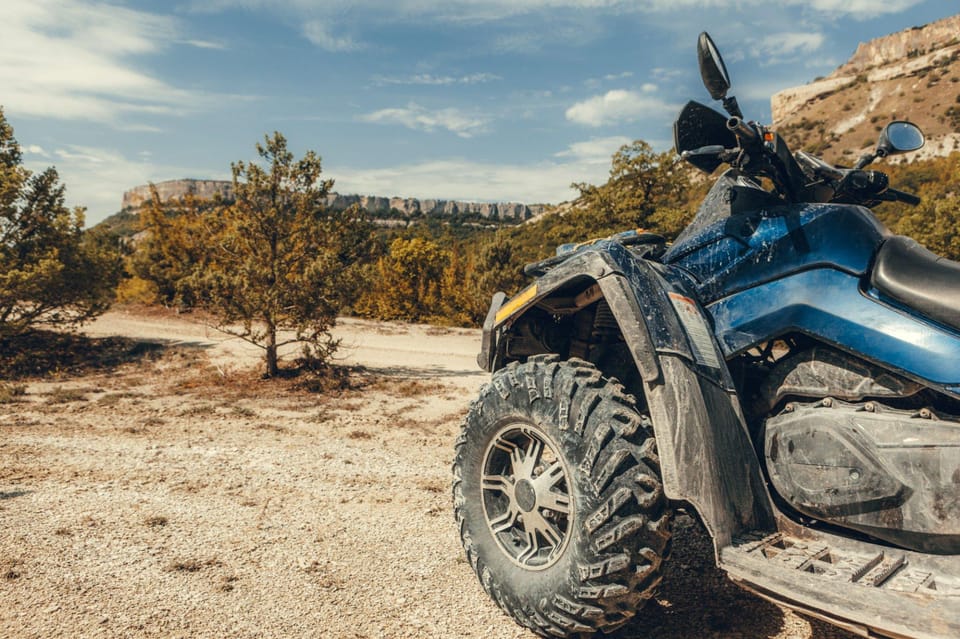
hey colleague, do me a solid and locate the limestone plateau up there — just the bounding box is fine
[771,14,960,162]
[121,179,549,222]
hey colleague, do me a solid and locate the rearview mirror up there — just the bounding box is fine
[877,121,925,157]
[697,32,731,101]
[853,121,925,169]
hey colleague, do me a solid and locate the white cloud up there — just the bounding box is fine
[187,0,635,23]
[565,90,675,127]
[0,0,203,124]
[750,31,825,63]
[302,21,363,52]
[372,72,501,86]
[359,103,490,138]
[182,39,228,50]
[331,159,583,205]
[585,71,633,88]
[492,32,543,54]
[185,0,924,21]
[628,0,922,14]
[652,67,683,81]
[554,136,631,163]
[805,0,922,15]
[24,144,48,157]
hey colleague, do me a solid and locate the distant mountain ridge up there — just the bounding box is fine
[121,179,550,222]
[771,14,960,162]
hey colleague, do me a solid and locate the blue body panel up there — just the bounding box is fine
[668,202,887,303]
[707,268,960,390]
[659,175,960,391]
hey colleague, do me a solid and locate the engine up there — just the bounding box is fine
[758,346,960,553]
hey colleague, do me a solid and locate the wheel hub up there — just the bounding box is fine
[514,479,537,512]
[481,424,573,570]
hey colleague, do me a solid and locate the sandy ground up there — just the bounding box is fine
[0,310,858,639]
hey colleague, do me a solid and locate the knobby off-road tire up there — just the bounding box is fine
[453,355,671,637]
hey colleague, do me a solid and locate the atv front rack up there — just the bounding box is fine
[721,530,960,638]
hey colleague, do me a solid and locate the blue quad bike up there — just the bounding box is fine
[452,32,960,638]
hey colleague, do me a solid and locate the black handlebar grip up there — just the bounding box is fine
[887,188,921,205]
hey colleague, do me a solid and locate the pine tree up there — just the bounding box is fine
[0,107,120,337]
[187,132,371,376]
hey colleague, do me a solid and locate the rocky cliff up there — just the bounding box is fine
[122,180,235,210]
[122,179,549,222]
[771,14,960,163]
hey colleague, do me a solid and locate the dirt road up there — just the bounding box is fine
[0,310,855,638]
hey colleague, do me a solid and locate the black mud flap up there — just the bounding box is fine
[477,291,506,371]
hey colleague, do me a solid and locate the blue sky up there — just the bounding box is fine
[2,0,957,225]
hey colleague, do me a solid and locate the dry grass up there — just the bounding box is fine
[254,422,289,434]
[166,557,223,573]
[177,403,218,417]
[168,356,370,401]
[230,405,256,418]
[0,383,26,404]
[300,560,344,590]
[219,575,239,592]
[96,391,144,406]
[166,559,202,573]
[44,387,90,405]
[2,558,23,580]
[365,377,448,398]
[417,478,446,493]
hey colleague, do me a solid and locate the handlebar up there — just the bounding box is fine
[885,187,921,205]
[680,125,922,208]
[681,145,739,163]
[840,170,920,205]
[844,170,889,194]
[726,117,758,143]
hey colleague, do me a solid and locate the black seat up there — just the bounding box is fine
[871,235,960,332]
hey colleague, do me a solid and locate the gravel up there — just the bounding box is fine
[0,311,858,638]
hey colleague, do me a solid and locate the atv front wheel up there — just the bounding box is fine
[453,356,671,637]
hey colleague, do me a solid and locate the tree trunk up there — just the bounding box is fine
[265,326,278,377]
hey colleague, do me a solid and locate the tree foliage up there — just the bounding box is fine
[128,189,217,307]
[355,237,447,322]
[354,140,696,326]
[569,140,693,238]
[0,107,120,337]
[353,230,532,326]
[185,132,372,376]
[879,152,960,259]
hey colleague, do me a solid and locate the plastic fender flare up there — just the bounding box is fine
[482,243,775,550]
[597,263,776,550]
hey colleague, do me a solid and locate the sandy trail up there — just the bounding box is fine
[0,310,854,638]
